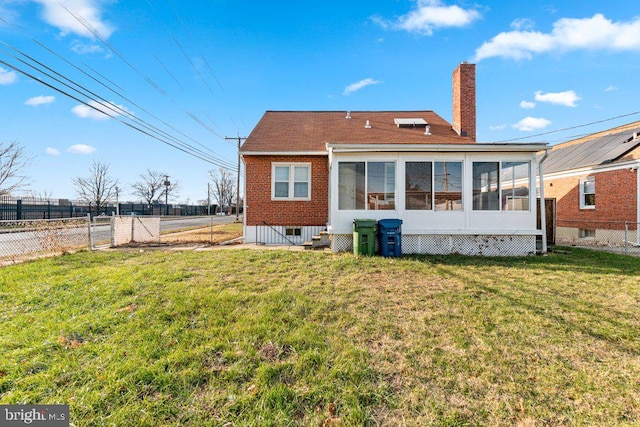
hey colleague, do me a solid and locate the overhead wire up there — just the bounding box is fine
[57,0,229,144]
[0,57,235,169]
[0,38,236,169]
[490,111,640,143]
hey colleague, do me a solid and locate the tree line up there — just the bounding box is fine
[1,141,238,215]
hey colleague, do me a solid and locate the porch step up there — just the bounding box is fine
[304,231,330,250]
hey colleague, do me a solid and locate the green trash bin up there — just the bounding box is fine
[353,219,377,256]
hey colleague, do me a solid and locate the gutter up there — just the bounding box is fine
[326,142,548,153]
[538,149,550,254]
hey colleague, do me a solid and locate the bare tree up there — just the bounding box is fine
[73,160,119,215]
[209,167,236,214]
[131,169,179,204]
[0,141,31,196]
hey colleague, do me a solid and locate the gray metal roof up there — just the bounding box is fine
[544,128,640,174]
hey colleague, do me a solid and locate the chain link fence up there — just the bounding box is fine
[0,215,91,264]
[556,219,640,256]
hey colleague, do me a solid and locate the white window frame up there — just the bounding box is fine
[271,163,311,201]
[580,177,595,209]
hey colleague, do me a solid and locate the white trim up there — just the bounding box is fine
[271,162,312,201]
[543,159,640,180]
[579,176,596,209]
[327,143,547,153]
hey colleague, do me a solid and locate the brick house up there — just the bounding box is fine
[240,63,548,255]
[542,121,640,245]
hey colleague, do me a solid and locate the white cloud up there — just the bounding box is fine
[71,40,104,54]
[375,0,481,36]
[605,85,618,92]
[67,144,96,154]
[489,124,506,131]
[25,95,56,107]
[71,100,130,120]
[45,147,61,156]
[510,18,535,31]
[343,78,382,96]
[473,13,640,61]
[520,100,536,109]
[0,66,18,85]
[534,90,581,107]
[33,0,115,39]
[512,117,551,131]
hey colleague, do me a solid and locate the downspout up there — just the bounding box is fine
[326,144,333,233]
[538,149,549,254]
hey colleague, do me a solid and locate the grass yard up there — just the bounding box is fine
[0,247,639,426]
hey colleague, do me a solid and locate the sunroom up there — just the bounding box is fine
[326,143,548,256]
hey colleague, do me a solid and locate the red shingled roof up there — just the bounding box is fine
[240,111,473,153]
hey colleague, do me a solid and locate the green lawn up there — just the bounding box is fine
[0,248,639,426]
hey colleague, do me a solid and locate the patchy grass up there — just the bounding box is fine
[0,247,639,426]
[160,222,243,245]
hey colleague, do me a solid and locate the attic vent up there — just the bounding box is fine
[394,118,428,128]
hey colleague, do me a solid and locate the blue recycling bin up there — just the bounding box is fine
[378,219,403,257]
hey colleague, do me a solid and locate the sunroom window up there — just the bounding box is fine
[405,161,463,211]
[501,162,530,211]
[338,161,395,210]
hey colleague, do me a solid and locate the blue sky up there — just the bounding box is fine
[1,0,639,203]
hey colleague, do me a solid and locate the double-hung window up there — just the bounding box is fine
[580,177,595,209]
[272,163,311,200]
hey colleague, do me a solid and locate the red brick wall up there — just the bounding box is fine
[545,168,638,228]
[243,155,329,226]
[452,62,476,141]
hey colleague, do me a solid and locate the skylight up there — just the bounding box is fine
[394,118,428,128]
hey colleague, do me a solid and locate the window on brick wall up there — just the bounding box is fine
[272,163,311,200]
[580,177,595,209]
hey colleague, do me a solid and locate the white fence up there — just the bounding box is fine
[111,216,161,246]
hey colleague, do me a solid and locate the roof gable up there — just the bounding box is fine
[240,110,473,153]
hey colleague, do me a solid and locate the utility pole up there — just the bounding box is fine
[225,133,246,221]
[164,175,170,216]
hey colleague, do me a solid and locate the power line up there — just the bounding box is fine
[0,58,232,168]
[0,46,236,169]
[491,111,640,143]
[57,1,228,142]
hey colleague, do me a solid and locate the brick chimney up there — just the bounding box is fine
[452,62,476,141]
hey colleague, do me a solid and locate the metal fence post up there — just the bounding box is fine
[624,222,628,256]
[16,199,22,220]
[88,213,93,250]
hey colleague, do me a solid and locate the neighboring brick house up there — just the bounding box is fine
[240,63,548,255]
[542,121,640,245]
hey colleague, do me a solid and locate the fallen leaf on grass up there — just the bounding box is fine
[116,303,137,313]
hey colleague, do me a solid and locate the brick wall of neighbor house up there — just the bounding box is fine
[545,168,638,228]
[452,62,476,141]
[243,155,329,226]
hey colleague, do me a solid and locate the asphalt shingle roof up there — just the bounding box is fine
[240,110,473,153]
